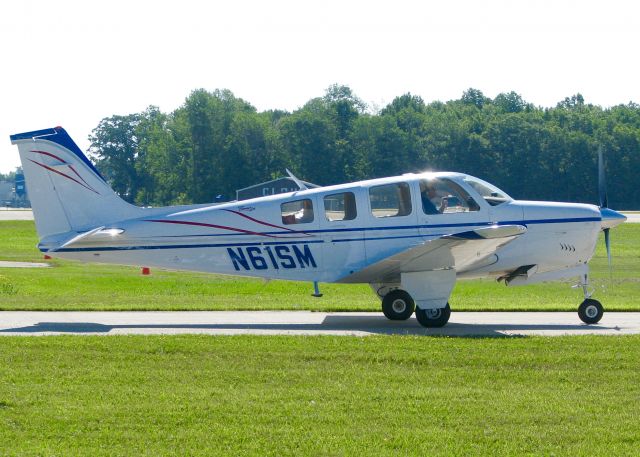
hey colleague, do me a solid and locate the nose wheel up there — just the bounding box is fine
[576,273,604,324]
[578,299,604,324]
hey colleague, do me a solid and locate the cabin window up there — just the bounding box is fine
[419,178,480,215]
[324,192,357,221]
[369,182,412,218]
[281,199,314,224]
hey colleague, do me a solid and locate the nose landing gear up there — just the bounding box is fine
[577,273,604,324]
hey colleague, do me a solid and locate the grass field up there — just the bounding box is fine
[0,334,639,456]
[0,220,638,311]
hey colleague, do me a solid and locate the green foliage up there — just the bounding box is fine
[88,86,640,208]
[0,170,16,182]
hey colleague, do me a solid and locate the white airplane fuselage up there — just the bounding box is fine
[40,172,602,286]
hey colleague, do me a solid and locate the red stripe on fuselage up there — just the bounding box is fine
[222,209,312,236]
[145,219,282,238]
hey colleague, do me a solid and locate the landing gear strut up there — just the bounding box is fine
[577,273,604,324]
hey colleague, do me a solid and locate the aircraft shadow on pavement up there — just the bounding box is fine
[0,314,622,337]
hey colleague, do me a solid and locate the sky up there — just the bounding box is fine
[1,0,639,173]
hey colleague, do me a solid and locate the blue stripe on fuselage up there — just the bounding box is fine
[45,217,599,253]
[148,216,601,238]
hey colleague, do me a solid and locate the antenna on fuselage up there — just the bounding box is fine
[286,169,308,191]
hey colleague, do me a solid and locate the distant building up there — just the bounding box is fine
[14,171,26,198]
[236,177,319,201]
[0,172,30,207]
[0,181,12,205]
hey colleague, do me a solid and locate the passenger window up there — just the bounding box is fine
[281,199,314,224]
[369,183,412,218]
[324,192,357,221]
[419,178,480,215]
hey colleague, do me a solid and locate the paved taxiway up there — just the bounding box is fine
[0,209,33,220]
[1,311,639,337]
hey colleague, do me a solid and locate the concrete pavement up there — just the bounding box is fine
[624,212,640,223]
[1,311,639,337]
[0,209,33,220]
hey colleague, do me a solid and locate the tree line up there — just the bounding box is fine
[88,85,640,209]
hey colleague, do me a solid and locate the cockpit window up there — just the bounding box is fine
[463,177,512,206]
[419,178,480,214]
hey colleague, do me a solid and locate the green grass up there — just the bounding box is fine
[0,335,638,456]
[0,220,639,311]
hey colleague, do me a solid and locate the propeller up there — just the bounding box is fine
[598,147,608,209]
[597,147,627,271]
[598,148,612,269]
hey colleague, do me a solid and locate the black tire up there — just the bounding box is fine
[578,298,603,324]
[415,303,451,328]
[381,290,415,320]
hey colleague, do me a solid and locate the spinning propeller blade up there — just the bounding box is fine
[604,227,612,276]
[599,149,612,270]
[598,147,608,209]
[597,147,626,272]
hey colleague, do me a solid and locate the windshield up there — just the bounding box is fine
[463,176,512,206]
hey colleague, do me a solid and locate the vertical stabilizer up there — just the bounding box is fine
[10,127,143,239]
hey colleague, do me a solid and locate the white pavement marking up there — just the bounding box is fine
[0,261,50,268]
[0,311,639,337]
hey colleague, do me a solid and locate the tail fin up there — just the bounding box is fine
[10,127,143,239]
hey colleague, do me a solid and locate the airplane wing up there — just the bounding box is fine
[338,224,526,284]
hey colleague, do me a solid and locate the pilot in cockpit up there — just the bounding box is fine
[421,181,447,214]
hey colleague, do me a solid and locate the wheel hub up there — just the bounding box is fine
[391,299,407,314]
[585,305,598,318]
[425,308,442,319]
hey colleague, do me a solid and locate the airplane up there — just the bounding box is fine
[10,126,627,328]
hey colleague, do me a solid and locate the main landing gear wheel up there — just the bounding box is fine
[381,290,415,321]
[415,303,451,328]
[578,298,604,324]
